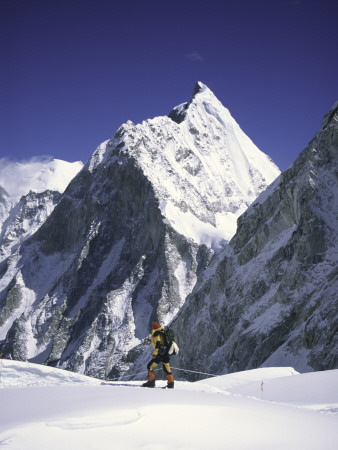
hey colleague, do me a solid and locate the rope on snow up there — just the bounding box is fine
[109,366,220,382]
[169,366,219,378]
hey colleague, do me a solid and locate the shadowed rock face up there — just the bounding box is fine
[0,84,279,379]
[165,102,338,379]
[0,152,203,378]
[0,190,62,262]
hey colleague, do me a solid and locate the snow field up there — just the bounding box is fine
[0,158,83,204]
[0,360,337,449]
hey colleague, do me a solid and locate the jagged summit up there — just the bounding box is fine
[192,80,206,95]
[87,82,280,247]
[107,82,280,246]
[168,81,212,124]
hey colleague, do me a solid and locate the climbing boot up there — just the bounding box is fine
[166,373,174,389]
[142,379,155,388]
[142,370,156,388]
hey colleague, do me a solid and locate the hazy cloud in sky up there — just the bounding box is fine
[186,52,204,62]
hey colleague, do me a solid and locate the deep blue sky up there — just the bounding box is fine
[1,0,337,171]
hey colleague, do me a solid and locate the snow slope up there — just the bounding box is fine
[0,360,337,449]
[0,158,83,206]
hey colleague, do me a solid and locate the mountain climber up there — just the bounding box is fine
[142,321,174,389]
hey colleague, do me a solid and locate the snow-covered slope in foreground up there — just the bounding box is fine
[0,360,337,450]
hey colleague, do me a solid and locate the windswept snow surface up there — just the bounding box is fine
[0,360,337,449]
[0,158,83,205]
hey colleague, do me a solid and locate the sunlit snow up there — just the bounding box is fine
[0,157,83,205]
[88,83,280,248]
[0,360,337,449]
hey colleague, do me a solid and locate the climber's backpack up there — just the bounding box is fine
[163,326,179,355]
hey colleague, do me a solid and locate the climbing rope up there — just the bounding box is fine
[169,366,219,378]
[109,365,220,382]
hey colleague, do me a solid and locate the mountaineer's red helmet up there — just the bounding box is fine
[152,321,160,330]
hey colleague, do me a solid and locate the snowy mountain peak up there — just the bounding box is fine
[169,81,231,125]
[192,81,208,95]
[89,83,280,247]
[168,81,216,124]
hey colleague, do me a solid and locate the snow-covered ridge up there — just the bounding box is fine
[1,360,337,450]
[0,157,83,206]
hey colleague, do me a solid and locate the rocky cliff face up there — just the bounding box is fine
[0,83,279,379]
[154,102,338,379]
[0,186,11,235]
[0,190,62,263]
